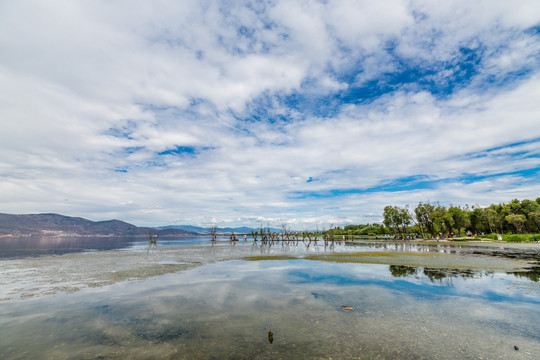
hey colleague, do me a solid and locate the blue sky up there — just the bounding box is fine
[0,0,539,228]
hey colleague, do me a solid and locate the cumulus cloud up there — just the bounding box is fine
[0,0,539,227]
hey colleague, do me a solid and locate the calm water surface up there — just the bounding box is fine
[0,236,210,259]
[0,238,539,359]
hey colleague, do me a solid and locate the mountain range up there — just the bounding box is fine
[0,213,196,237]
[0,213,284,237]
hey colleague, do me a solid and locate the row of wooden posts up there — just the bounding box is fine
[215,232,351,242]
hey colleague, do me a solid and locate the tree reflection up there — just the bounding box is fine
[423,267,475,281]
[389,265,419,278]
[389,265,492,286]
[509,266,540,282]
[0,236,135,259]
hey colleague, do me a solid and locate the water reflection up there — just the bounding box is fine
[510,266,540,282]
[1,260,539,359]
[244,240,540,282]
[0,236,136,258]
[243,240,540,282]
[389,265,488,286]
[389,264,419,278]
[0,236,209,259]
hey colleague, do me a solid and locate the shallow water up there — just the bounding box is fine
[0,236,208,259]
[1,239,540,359]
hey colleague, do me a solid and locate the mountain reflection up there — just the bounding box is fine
[0,236,135,258]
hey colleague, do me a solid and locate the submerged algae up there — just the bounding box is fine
[1,247,207,300]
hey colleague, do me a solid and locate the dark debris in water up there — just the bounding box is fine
[268,330,273,344]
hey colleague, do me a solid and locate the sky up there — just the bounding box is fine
[1,0,539,228]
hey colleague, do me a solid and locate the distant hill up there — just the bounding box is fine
[160,225,208,233]
[0,213,196,237]
[160,225,282,234]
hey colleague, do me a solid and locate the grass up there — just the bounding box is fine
[503,234,540,242]
[476,233,540,242]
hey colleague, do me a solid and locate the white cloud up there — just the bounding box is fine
[0,1,539,227]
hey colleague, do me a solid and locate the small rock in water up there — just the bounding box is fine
[514,345,519,351]
[268,331,274,344]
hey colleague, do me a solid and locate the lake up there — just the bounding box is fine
[1,236,539,359]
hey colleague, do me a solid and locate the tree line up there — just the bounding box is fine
[334,198,540,238]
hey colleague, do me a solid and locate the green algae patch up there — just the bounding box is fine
[313,251,399,258]
[301,251,528,271]
[307,251,438,259]
[303,251,443,263]
[242,251,530,272]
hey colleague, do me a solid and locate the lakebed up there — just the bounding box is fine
[1,237,539,359]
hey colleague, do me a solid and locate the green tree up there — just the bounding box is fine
[430,205,451,235]
[529,210,540,233]
[505,214,526,234]
[383,206,400,235]
[448,206,470,236]
[485,206,504,234]
[383,197,539,239]
[442,211,455,234]
[503,199,523,215]
[383,205,411,237]
[399,206,413,235]
[469,206,489,234]
[415,202,435,237]
[520,199,540,232]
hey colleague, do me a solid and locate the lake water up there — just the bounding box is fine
[0,236,207,259]
[1,237,539,359]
